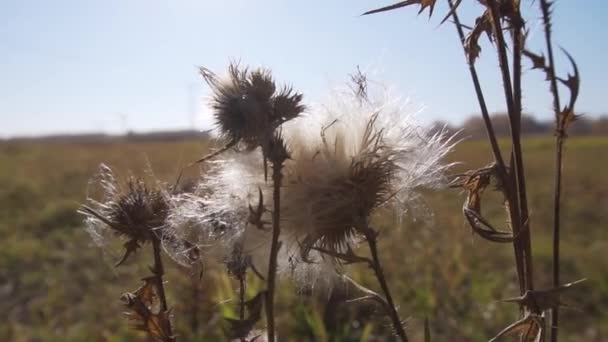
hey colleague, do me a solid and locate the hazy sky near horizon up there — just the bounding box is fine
[1,0,607,137]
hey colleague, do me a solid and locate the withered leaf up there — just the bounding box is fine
[523,49,551,80]
[122,277,174,341]
[248,187,269,230]
[464,11,493,64]
[557,48,581,133]
[500,278,587,312]
[309,244,372,266]
[115,238,142,267]
[451,165,515,242]
[225,291,266,340]
[489,314,545,342]
[439,0,463,26]
[362,0,437,18]
[463,208,516,243]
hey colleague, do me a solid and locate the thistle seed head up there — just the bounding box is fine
[80,164,169,265]
[281,76,457,258]
[201,62,305,151]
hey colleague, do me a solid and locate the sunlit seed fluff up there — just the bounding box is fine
[165,150,274,267]
[281,82,457,257]
[79,164,170,264]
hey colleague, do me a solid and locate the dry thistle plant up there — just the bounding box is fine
[193,62,305,342]
[280,80,456,341]
[166,152,272,340]
[79,164,177,341]
[363,0,585,340]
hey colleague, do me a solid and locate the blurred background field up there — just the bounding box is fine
[1,135,607,341]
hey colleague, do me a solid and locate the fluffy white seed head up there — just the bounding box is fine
[281,80,457,255]
[165,150,273,267]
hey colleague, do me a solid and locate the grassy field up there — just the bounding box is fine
[1,136,606,341]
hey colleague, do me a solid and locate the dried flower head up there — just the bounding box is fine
[80,164,170,266]
[281,80,456,258]
[196,63,305,166]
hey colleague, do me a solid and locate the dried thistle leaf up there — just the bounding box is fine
[464,11,493,64]
[523,49,551,80]
[500,278,587,312]
[463,208,516,243]
[451,165,515,242]
[439,0,463,25]
[225,291,266,340]
[121,278,174,341]
[489,314,545,342]
[540,0,555,34]
[557,48,581,133]
[362,0,436,17]
[309,244,372,266]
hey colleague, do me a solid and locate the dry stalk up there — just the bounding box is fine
[362,0,586,338]
[265,160,282,342]
[151,236,175,342]
[265,137,289,342]
[445,0,508,182]
[538,1,564,339]
[485,0,535,297]
[362,225,409,342]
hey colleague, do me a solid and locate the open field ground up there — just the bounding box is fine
[1,136,606,341]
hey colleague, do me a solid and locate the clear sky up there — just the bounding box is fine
[1,0,606,137]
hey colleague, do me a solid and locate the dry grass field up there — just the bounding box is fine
[1,136,606,341]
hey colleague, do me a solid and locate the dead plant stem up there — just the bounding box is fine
[265,160,283,342]
[538,0,565,338]
[485,1,534,300]
[364,227,409,342]
[446,0,508,182]
[152,237,175,342]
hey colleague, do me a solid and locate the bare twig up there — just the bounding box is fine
[446,0,508,184]
[362,226,409,342]
[484,0,534,300]
[152,236,175,342]
[265,159,284,342]
[537,0,565,339]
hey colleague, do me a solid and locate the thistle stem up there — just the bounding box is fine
[511,12,535,295]
[239,274,246,342]
[265,160,283,342]
[363,228,409,342]
[152,237,175,342]
[446,0,508,182]
[551,138,564,340]
[485,0,535,299]
[538,0,565,339]
[190,275,200,335]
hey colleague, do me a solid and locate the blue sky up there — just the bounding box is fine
[1,0,606,137]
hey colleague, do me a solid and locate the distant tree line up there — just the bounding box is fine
[434,113,608,139]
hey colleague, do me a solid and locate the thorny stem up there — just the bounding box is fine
[447,1,529,298]
[190,275,200,335]
[239,275,246,342]
[511,8,535,294]
[551,139,564,339]
[538,0,564,339]
[152,237,175,342]
[511,5,534,296]
[446,0,508,183]
[265,160,283,342]
[485,0,535,298]
[363,227,409,342]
